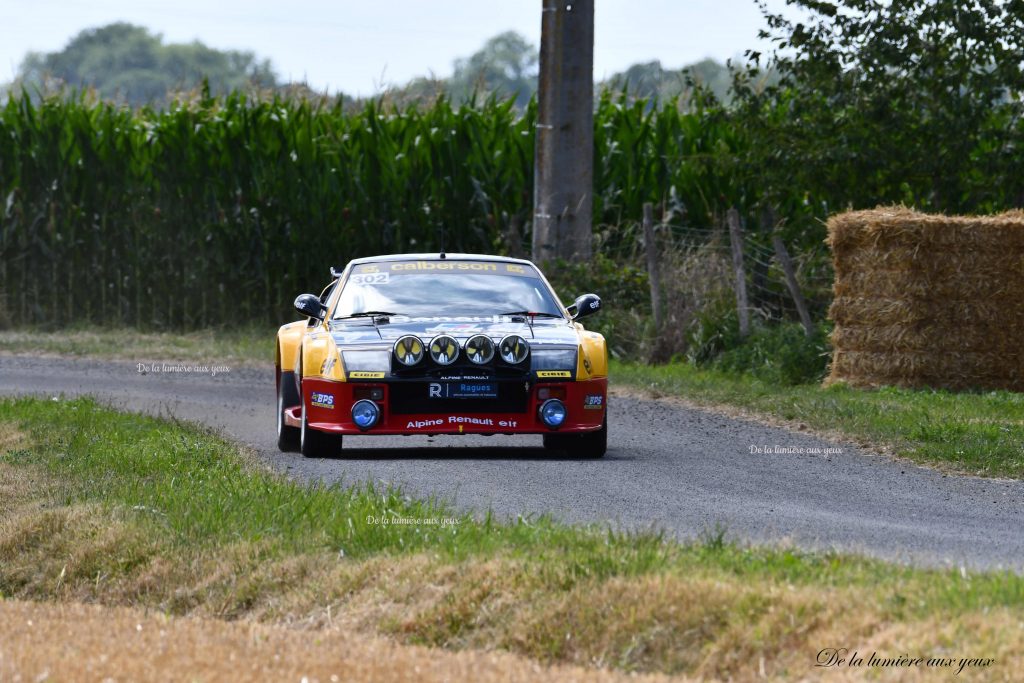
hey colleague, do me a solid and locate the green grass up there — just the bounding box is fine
[0,325,275,366]
[1,396,1023,681]
[612,360,1024,478]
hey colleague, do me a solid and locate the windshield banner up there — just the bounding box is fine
[351,261,535,277]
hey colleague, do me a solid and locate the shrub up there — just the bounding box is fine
[710,321,832,385]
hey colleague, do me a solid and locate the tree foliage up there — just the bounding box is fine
[734,0,1024,215]
[446,31,539,108]
[17,23,277,106]
[603,59,735,104]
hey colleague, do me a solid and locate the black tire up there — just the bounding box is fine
[277,369,300,452]
[543,416,607,459]
[300,386,342,458]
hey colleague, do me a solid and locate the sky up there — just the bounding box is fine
[2,0,793,95]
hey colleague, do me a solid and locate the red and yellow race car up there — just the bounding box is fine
[275,253,607,458]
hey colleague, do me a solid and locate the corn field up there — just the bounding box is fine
[0,90,806,328]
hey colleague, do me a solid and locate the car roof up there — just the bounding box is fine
[347,253,537,267]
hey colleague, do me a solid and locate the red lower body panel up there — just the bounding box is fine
[289,377,607,435]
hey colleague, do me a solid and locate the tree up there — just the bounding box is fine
[16,23,277,106]
[447,31,538,107]
[602,59,734,104]
[735,0,1024,218]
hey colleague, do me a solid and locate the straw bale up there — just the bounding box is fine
[828,296,1024,328]
[832,246,1024,281]
[832,269,1024,301]
[826,207,1024,391]
[830,324,1019,355]
[826,350,1024,392]
[828,206,1024,253]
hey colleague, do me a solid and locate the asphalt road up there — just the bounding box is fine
[2,354,1022,571]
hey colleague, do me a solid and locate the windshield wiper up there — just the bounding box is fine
[498,310,564,319]
[335,311,399,321]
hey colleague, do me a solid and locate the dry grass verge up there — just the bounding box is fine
[0,599,671,683]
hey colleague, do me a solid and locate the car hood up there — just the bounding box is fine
[328,316,580,347]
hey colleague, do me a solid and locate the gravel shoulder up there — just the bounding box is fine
[1,354,1022,571]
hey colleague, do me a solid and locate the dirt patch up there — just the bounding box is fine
[0,599,676,683]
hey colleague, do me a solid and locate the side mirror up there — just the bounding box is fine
[294,293,327,321]
[567,293,601,320]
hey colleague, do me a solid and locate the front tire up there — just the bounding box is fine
[300,390,342,458]
[543,416,607,459]
[277,369,300,452]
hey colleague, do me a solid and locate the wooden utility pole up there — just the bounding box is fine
[727,207,750,339]
[532,0,594,263]
[773,234,815,337]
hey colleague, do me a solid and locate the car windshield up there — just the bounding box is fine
[333,259,564,319]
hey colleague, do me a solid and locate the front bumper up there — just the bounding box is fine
[288,377,607,435]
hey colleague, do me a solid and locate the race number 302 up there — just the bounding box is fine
[350,272,389,285]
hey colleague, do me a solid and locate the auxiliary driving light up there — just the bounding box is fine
[498,334,529,364]
[539,398,567,429]
[464,334,495,364]
[429,335,460,365]
[394,335,424,366]
[351,399,380,430]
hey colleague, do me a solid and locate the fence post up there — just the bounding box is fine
[506,214,526,259]
[642,202,663,335]
[726,207,750,339]
[772,234,815,338]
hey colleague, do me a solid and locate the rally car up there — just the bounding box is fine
[275,253,608,458]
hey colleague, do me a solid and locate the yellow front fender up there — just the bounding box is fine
[277,321,306,373]
[575,326,609,380]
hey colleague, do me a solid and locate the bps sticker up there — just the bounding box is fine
[349,371,385,379]
[536,370,572,378]
[583,394,604,410]
[311,392,335,409]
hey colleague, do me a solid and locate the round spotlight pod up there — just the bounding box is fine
[498,335,529,364]
[394,335,424,366]
[351,399,380,430]
[429,335,460,365]
[464,334,495,364]
[539,398,567,428]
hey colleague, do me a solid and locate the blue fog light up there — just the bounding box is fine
[539,399,567,429]
[351,399,380,430]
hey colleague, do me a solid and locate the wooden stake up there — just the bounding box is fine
[773,234,815,338]
[642,202,662,334]
[727,207,750,338]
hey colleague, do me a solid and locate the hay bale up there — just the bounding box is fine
[826,207,1024,392]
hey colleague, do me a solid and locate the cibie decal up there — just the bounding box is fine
[349,371,386,379]
[319,357,336,375]
[311,392,335,409]
[584,394,605,410]
[536,370,572,378]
